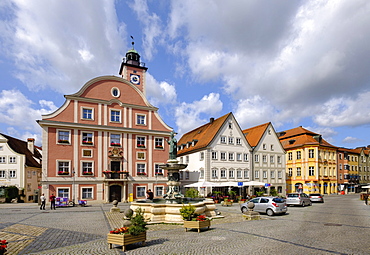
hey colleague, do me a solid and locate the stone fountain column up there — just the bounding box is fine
[160,159,187,201]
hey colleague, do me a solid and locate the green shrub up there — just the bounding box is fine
[179,204,196,221]
[185,188,200,198]
[128,207,148,236]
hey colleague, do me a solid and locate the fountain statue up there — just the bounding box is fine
[129,131,218,223]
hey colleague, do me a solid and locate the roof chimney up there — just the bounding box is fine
[27,138,35,153]
[210,117,214,124]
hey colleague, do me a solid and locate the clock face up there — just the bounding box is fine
[130,74,140,85]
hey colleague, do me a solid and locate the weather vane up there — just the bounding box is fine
[130,35,134,49]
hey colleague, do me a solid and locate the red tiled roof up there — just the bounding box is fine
[242,122,270,147]
[177,113,232,156]
[277,126,318,140]
[0,133,42,168]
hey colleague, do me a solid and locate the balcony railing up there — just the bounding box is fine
[103,171,129,180]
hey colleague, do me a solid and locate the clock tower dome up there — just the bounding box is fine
[119,40,148,94]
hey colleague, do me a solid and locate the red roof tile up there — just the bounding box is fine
[242,122,270,147]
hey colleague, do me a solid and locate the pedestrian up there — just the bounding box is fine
[40,193,46,210]
[50,193,56,210]
[146,189,154,200]
[365,194,368,205]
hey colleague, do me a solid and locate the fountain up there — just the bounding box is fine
[130,131,217,223]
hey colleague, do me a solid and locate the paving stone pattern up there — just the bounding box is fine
[0,194,369,254]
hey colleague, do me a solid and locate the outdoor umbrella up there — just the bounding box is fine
[243,181,266,186]
[218,181,239,187]
[184,181,220,187]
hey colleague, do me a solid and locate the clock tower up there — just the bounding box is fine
[119,41,148,94]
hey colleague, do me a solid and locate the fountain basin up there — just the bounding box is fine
[130,198,217,223]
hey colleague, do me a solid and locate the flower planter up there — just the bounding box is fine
[183,220,211,233]
[222,201,233,207]
[107,232,146,251]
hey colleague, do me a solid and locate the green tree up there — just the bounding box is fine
[185,188,200,198]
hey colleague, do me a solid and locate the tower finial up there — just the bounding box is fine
[130,35,134,49]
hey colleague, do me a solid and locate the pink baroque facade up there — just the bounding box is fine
[38,48,172,203]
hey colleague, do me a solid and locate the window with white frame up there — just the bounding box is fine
[309,166,314,176]
[136,136,146,148]
[185,171,189,179]
[136,114,146,125]
[137,187,146,197]
[229,153,234,161]
[212,169,218,178]
[297,167,301,176]
[137,152,145,160]
[271,170,275,178]
[255,170,259,178]
[82,162,93,175]
[154,164,163,175]
[155,186,164,197]
[220,136,226,144]
[263,171,267,179]
[237,170,242,178]
[81,188,93,199]
[0,157,6,163]
[288,168,292,176]
[0,146,2,151]
[0,170,5,178]
[277,156,281,164]
[288,152,292,160]
[221,152,226,160]
[137,163,146,175]
[263,144,267,150]
[82,108,93,120]
[244,170,249,178]
[57,161,70,175]
[155,138,164,149]
[228,121,232,129]
[309,149,314,158]
[296,151,301,160]
[228,137,234,144]
[237,153,242,161]
[271,144,274,151]
[255,154,259,162]
[9,156,16,163]
[110,134,121,146]
[200,152,204,161]
[220,169,226,178]
[236,138,241,145]
[58,130,70,144]
[270,155,274,163]
[110,109,121,122]
[262,155,267,163]
[82,132,93,145]
[185,156,189,163]
[200,169,204,179]
[9,170,16,178]
[212,151,217,160]
[229,169,235,178]
[244,153,249,161]
[278,171,282,179]
[57,188,69,198]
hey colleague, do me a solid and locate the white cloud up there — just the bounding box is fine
[0,90,57,133]
[314,91,370,127]
[342,136,362,144]
[0,0,126,94]
[146,73,177,106]
[175,93,223,135]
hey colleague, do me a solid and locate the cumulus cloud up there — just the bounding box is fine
[342,136,363,144]
[0,90,57,133]
[146,73,177,106]
[175,93,223,135]
[0,0,126,94]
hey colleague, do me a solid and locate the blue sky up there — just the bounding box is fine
[1,0,370,148]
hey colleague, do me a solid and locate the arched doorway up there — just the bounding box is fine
[109,185,122,202]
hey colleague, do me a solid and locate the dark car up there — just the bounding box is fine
[309,193,324,203]
[240,197,287,216]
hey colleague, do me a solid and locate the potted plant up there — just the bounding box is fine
[0,240,7,255]
[213,191,222,203]
[179,204,211,233]
[107,208,147,251]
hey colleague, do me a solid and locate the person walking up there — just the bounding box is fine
[50,193,56,210]
[365,194,368,205]
[40,193,46,210]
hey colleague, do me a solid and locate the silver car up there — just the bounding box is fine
[286,193,312,206]
[309,193,324,203]
[240,197,288,216]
